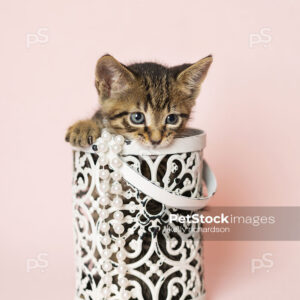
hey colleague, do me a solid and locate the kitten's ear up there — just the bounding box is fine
[174,55,213,96]
[95,54,135,101]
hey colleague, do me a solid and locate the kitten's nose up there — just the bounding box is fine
[150,139,162,146]
[149,129,162,146]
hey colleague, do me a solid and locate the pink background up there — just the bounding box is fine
[1,0,299,299]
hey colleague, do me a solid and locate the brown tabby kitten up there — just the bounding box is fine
[65,54,212,147]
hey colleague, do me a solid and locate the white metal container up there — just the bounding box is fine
[72,128,216,300]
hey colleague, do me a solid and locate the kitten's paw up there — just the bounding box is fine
[65,120,101,147]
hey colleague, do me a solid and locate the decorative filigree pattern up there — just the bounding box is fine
[72,130,205,300]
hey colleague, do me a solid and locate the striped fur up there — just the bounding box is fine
[66,54,212,148]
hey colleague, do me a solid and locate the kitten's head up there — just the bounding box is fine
[95,54,212,148]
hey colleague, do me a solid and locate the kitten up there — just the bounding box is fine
[65,54,212,148]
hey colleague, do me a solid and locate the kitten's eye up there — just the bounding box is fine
[166,114,179,125]
[130,112,145,124]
